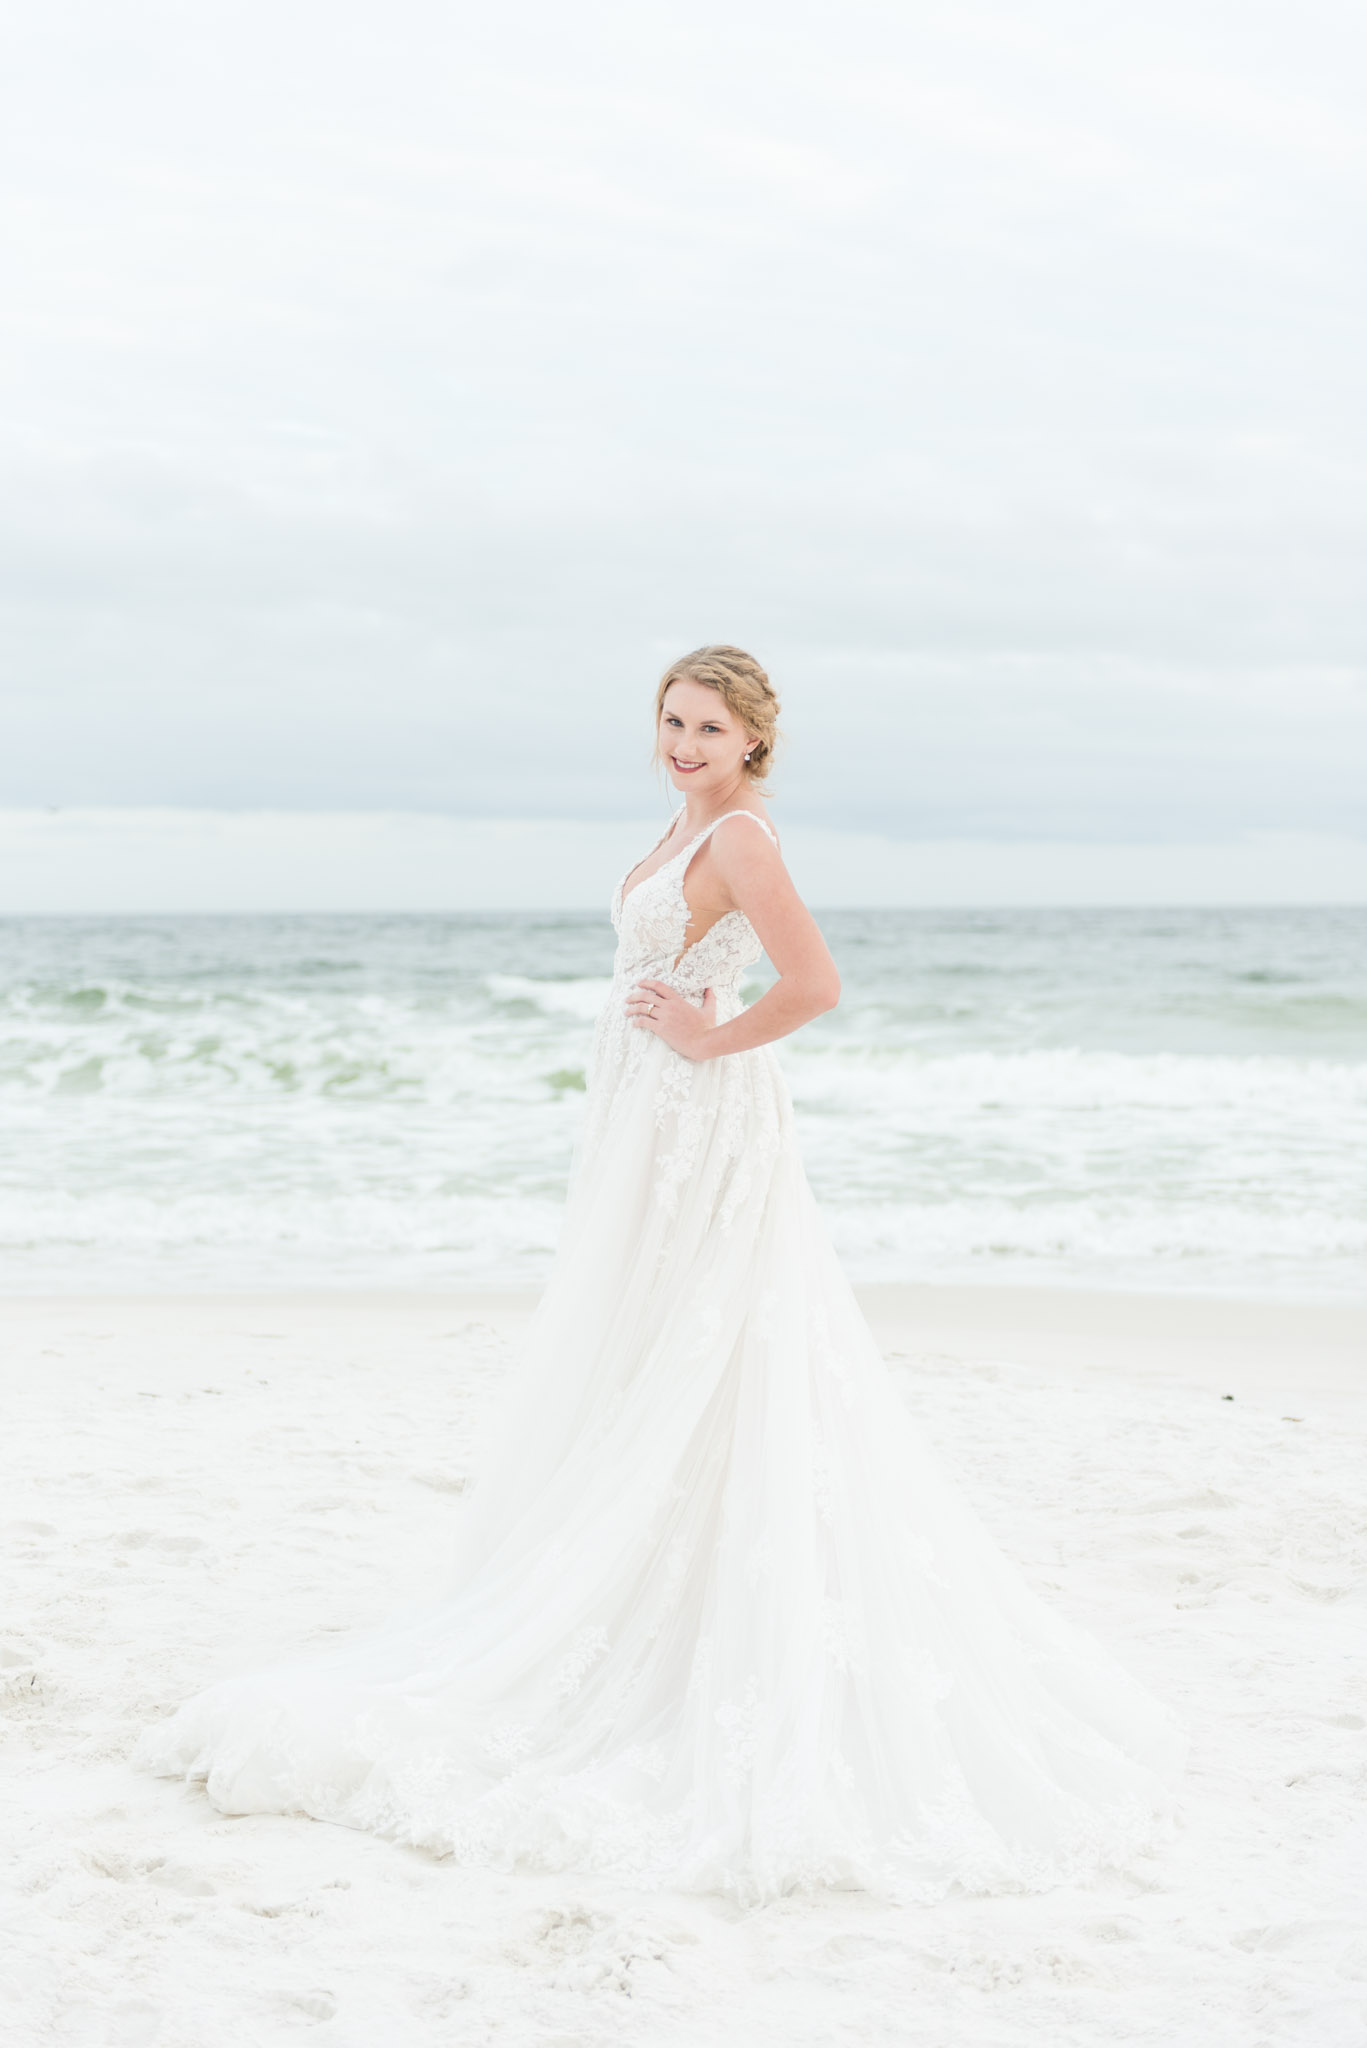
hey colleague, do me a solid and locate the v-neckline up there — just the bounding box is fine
[618,805,779,913]
[618,808,689,911]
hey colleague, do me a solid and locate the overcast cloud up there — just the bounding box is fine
[2,0,1364,841]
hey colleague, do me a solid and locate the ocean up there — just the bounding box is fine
[2,907,1364,1299]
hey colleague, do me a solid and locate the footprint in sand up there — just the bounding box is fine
[287,1990,336,2021]
[84,1850,216,1896]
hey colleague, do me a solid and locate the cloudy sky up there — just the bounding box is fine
[3,0,1365,858]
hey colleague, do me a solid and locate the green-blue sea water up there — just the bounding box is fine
[2,907,1364,1297]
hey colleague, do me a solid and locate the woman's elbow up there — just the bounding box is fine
[810,967,841,1015]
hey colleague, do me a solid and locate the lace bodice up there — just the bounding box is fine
[581,804,788,1202]
[610,808,777,1002]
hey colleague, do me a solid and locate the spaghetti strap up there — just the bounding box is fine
[681,809,779,855]
[618,808,777,916]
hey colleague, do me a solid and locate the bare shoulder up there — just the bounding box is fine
[712,807,782,857]
[708,809,788,888]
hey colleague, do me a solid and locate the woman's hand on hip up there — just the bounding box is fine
[626,980,718,1060]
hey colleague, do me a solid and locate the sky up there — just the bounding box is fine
[7,811,1367,915]
[2,0,1365,880]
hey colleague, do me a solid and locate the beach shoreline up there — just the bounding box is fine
[7,1277,1362,1399]
[4,1284,1364,2045]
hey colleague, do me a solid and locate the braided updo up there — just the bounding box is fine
[653,645,781,782]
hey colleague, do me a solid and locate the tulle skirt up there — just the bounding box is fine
[136,1022,1183,1902]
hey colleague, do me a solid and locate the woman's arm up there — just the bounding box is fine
[627,818,840,1061]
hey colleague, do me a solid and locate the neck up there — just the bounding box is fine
[680,769,750,831]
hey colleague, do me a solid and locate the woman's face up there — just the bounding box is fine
[659,679,754,795]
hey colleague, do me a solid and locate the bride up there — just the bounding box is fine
[138,644,1182,1902]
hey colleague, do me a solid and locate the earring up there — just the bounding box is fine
[744,750,753,761]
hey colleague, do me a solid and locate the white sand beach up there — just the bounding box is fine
[3,1285,1365,2048]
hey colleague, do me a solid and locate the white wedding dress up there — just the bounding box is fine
[138,809,1183,1902]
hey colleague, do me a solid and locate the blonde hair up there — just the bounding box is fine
[653,644,781,782]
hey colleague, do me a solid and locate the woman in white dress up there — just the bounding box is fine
[138,644,1182,1903]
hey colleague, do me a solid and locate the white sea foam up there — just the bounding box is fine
[2,908,1364,1297]
[485,972,614,1021]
